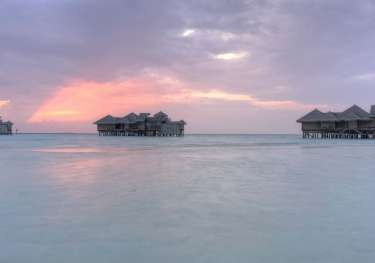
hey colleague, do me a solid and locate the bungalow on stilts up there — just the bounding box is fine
[94,111,186,137]
[297,105,375,139]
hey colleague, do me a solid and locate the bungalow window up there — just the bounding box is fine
[321,122,335,129]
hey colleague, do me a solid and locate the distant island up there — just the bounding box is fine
[94,111,186,137]
[297,105,375,139]
[0,116,13,135]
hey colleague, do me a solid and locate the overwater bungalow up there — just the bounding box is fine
[94,111,186,136]
[0,116,13,135]
[297,105,375,139]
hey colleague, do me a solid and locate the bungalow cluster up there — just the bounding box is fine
[297,105,375,139]
[94,111,186,136]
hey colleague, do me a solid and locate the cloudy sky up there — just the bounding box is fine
[1,0,375,133]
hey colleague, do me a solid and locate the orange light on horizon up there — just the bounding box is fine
[29,80,165,123]
[0,100,10,108]
[28,75,327,124]
[164,89,327,110]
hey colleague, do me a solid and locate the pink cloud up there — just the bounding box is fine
[29,79,168,123]
[0,100,10,108]
[164,89,326,110]
[29,73,325,124]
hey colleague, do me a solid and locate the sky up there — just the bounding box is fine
[1,0,375,133]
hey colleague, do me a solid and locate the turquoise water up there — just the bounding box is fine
[1,134,375,262]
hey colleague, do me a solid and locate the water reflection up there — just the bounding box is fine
[33,147,103,153]
[2,134,375,262]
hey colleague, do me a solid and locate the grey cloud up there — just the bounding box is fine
[1,0,375,131]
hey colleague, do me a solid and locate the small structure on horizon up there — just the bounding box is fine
[0,116,13,135]
[297,105,375,139]
[94,111,186,136]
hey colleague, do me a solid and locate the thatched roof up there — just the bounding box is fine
[95,111,184,126]
[297,109,337,122]
[0,116,10,124]
[154,111,168,119]
[94,115,117,124]
[120,112,139,123]
[298,105,374,123]
[371,105,375,116]
[124,112,138,119]
[135,113,150,122]
[338,105,371,121]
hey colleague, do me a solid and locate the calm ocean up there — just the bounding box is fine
[1,134,375,262]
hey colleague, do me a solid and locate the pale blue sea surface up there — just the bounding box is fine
[1,134,375,262]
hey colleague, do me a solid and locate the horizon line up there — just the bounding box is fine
[12,132,300,136]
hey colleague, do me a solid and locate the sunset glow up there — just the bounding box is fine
[29,80,165,123]
[164,89,324,110]
[0,100,10,108]
[2,2,375,261]
[4,0,369,133]
[29,76,320,124]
